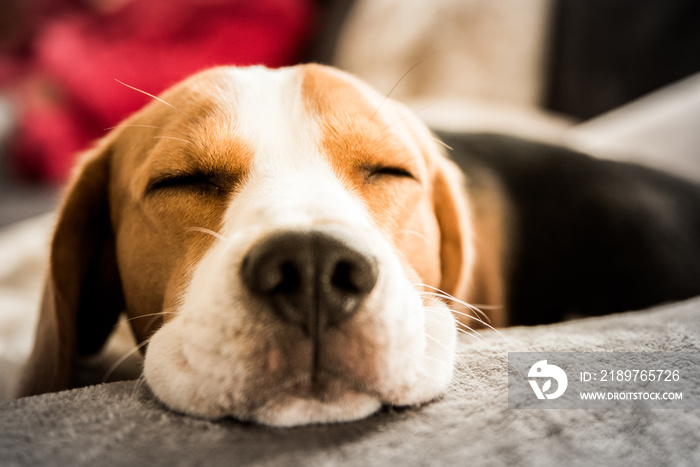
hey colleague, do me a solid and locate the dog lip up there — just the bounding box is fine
[262,367,377,405]
[248,372,383,426]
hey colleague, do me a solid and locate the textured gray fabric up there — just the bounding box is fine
[1,299,699,467]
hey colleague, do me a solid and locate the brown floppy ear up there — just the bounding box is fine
[432,156,472,300]
[17,139,124,397]
[434,154,510,327]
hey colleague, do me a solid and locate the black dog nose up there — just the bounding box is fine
[241,229,378,335]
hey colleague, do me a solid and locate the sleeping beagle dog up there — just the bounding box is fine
[17,65,700,426]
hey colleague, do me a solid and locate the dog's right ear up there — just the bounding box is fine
[17,135,125,397]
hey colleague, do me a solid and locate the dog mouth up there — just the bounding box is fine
[144,305,453,427]
[221,330,391,421]
[277,360,385,401]
[142,283,457,426]
[247,371,383,426]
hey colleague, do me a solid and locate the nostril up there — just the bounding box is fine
[330,257,378,294]
[242,245,305,296]
[275,262,301,294]
[331,261,357,292]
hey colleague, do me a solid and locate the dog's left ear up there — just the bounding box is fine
[432,156,472,299]
[18,136,125,397]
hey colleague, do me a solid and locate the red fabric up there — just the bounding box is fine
[4,0,317,181]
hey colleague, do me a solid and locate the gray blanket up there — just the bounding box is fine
[1,299,699,466]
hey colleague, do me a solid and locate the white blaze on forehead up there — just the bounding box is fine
[220,66,319,171]
[217,66,371,230]
[223,67,314,158]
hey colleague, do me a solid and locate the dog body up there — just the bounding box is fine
[441,132,700,325]
[18,65,700,426]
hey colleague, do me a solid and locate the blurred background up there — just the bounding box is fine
[1,0,699,227]
[1,0,700,400]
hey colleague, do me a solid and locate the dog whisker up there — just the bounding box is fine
[422,311,497,368]
[415,283,493,323]
[424,306,483,338]
[370,51,440,120]
[136,375,148,391]
[185,227,229,243]
[453,319,480,335]
[432,136,453,151]
[425,323,509,367]
[130,374,150,400]
[452,322,491,342]
[396,229,431,245]
[119,304,179,329]
[418,290,491,324]
[424,332,451,351]
[433,302,491,326]
[145,314,165,337]
[423,307,474,339]
[423,301,510,348]
[420,295,496,336]
[101,338,150,384]
[152,136,192,144]
[123,311,177,324]
[453,310,509,343]
[115,79,197,124]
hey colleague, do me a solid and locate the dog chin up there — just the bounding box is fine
[142,318,374,426]
[143,308,455,426]
[252,391,383,427]
[143,331,382,426]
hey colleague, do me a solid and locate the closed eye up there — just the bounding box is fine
[365,165,417,183]
[147,172,224,196]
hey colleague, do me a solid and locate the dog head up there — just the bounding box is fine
[19,65,474,426]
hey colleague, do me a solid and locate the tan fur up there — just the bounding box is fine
[17,65,499,401]
[19,70,247,395]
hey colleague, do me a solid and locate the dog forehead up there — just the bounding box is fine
[207,64,384,118]
[119,64,434,202]
[194,65,407,172]
[199,65,399,133]
[298,64,386,118]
